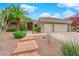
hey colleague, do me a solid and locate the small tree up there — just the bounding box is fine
[71,14,79,27]
[71,14,79,31]
[0,9,5,51]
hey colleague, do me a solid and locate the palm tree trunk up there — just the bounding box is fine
[16,23,20,29]
[15,18,20,30]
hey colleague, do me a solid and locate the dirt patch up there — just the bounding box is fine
[0,32,18,56]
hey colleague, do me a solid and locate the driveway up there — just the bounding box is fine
[50,32,79,42]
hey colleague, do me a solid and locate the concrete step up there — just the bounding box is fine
[20,36,35,42]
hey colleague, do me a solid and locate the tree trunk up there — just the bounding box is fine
[6,22,10,31]
[16,22,20,29]
[15,18,20,30]
[4,21,10,31]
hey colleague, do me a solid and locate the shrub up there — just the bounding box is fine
[33,26,41,32]
[19,25,27,31]
[36,27,41,32]
[72,27,79,32]
[13,30,26,39]
[76,29,79,32]
[33,27,37,31]
[60,41,79,56]
[7,28,16,32]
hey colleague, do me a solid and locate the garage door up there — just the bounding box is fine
[43,24,53,33]
[54,24,68,32]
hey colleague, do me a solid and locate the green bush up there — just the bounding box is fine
[19,25,27,31]
[13,30,26,39]
[72,27,79,32]
[7,28,16,32]
[33,26,41,32]
[33,27,37,31]
[60,41,79,56]
[76,29,79,32]
[36,27,41,32]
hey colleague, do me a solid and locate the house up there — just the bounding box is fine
[34,17,72,33]
[9,19,26,29]
[9,17,72,33]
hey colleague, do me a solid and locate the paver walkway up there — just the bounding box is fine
[12,35,39,56]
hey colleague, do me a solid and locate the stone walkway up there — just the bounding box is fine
[12,35,39,56]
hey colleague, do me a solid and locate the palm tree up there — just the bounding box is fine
[9,4,28,29]
[1,4,29,31]
[1,4,32,31]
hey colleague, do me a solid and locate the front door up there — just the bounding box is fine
[27,22,33,30]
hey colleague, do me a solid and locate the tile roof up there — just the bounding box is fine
[39,17,72,24]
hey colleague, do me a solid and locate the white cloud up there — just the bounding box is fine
[62,10,76,18]
[39,10,76,19]
[74,7,79,10]
[57,3,79,10]
[20,4,37,12]
[39,12,60,18]
[39,12,51,17]
[58,3,78,7]
[51,13,60,18]
[57,3,79,7]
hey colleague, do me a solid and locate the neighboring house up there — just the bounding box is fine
[35,17,72,33]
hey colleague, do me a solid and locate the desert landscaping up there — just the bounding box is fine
[0,32,79,56]
[0,4,79,56]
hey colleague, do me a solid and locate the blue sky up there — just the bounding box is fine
[0,3,79,20]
